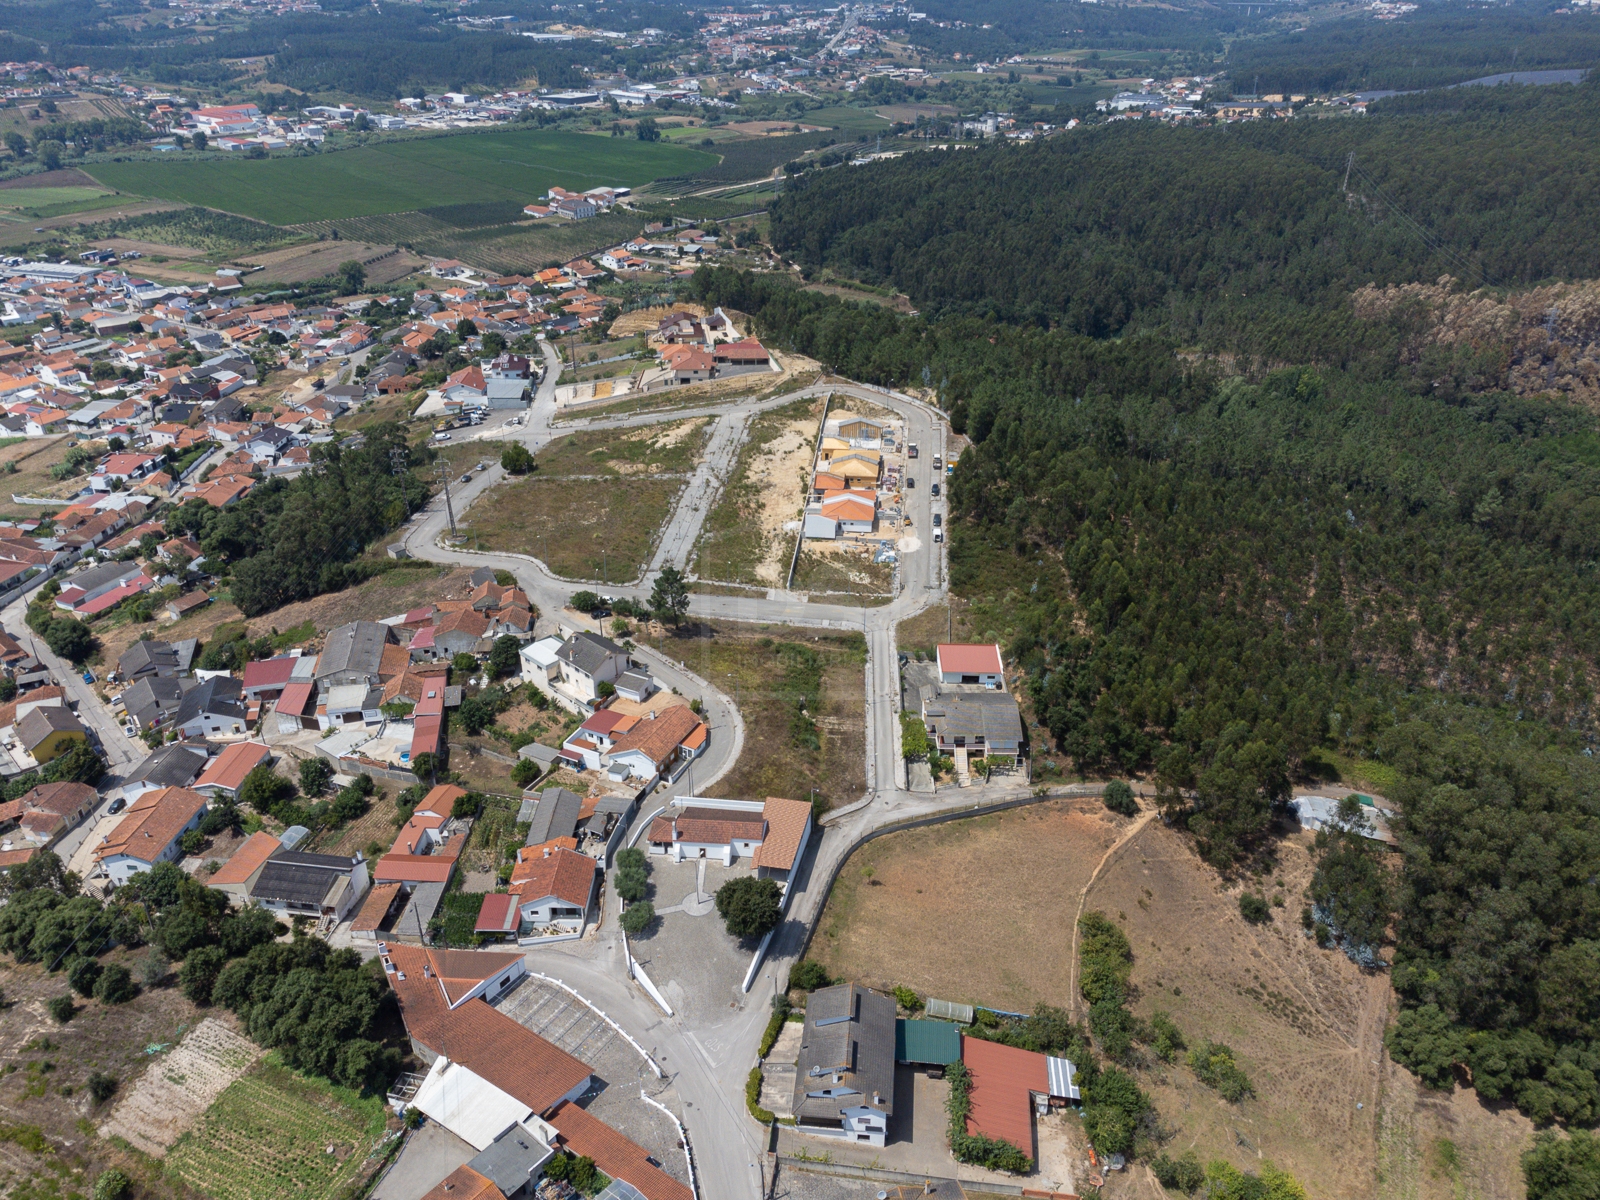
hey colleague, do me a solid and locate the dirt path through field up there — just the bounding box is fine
[1068,808,1157,1017]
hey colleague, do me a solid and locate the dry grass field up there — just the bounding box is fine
[0,436,85,508]
[462,420,709,583]
[660,620,867,810]
[811,799,1536,1200]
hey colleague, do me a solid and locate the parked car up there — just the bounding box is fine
[906,476,915,489]
[933,513,943,527]
[108,797,127,815]
[930,482,940,497]
[433,432,451,442]
[934,529,943,543]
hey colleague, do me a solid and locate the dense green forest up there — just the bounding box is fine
[1228,5,1600,94]
[690,66,1600,1138]
[871,0,1262,60]
[0,0,669,93]
[767,77,1600,359]
[162,422,422,616]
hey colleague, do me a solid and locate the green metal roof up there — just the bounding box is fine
[895,1018,962,1065]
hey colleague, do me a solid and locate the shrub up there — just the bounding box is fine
[759,997,792,1057]
[86,1072,118,1104]
[68,957,102,998]
[47,995,74,1023]
[1385,1004,1468,1090]
[1089,998,1138,1061]
[93,964,135,1005]
[570,590,600,612]
[501,443,535,474]
[620,901,654,935]
[1148,1011,1186,1062]
[1152,1151,1207,1193]
[141,950,169,987]
[299,757,333,797]
[92,1169,131,1200]
[746,1066,775,1123]
[715,876,782,938]
[1239,893,1272,924]
[615,866,648,903]
[1103,779,1137,816]
[788,959,832,992]
[1082,1065,1150,1156]
[1078,910,1133,1006]
[894,985,922,1012]
[180,944,229,1006]
[1187,1040,1254,1101]
[614,847,646,872]
[511,757,541,786]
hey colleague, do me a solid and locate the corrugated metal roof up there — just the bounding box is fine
[895,1018,961,1065]
[1047,1055,1081,1100]
[927,997,974,1024]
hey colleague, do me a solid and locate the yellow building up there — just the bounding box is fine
[18,706,87,764]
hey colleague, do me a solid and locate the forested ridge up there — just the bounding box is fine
[769,78,1600,361]
[693,69,1600,1153]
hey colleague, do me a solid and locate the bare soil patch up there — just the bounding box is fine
[609,301,706,337]
[245,240,426,287]
[91,237,208,259]
[0,169,103,190]
[692,395,820,587]
[0,436,79,507]
[874,103,959,121]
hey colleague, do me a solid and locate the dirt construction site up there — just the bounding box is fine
[809,797,1535,1200]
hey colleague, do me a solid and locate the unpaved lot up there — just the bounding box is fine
[692,396,819,587]
[609,301,706,337]
[99,1017,260,1157]
[810,801,1536,1200]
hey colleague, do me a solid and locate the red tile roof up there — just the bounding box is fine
[418,1166,500,1200]
[374,852,456,884]
[275,681,315,717]
[960,1034,1046,1154]
[754,796,811,872]
[94,787,207,864]
[475,892,518,933]
[384,945,591,1114]
[350,881,402,933]
[550,1101,693,1200]
[207,831,281,886]
[507,846,595,908]
[194,741,271,792]
[241,657,297,690]
[938,643,1004,675]
[607,705,704,771]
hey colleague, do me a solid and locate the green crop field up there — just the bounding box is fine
[87,130,720,226]
[164,1060,387,1200]
[807,105,893,132]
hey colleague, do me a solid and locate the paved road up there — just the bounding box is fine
[397,368,966,1200]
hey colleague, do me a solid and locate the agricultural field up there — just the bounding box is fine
[808,105,895,132]
[663,621,866,810]
[164,1059,389,1200]
[692,396,819,588]
[87,130,718,226]
[99,1018,260,1159]
[460,420,710,583]
[810,800,1535,1200]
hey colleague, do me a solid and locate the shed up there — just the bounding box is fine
[524,787,582,846]
[926,997,974,1024]
[895,1018,961,1067]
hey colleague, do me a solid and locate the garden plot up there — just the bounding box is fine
[164,1059,388,1200]
[98,1017,260,1158]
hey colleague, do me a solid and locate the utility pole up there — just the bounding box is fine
[390,445,410,515]
[436,460,457,537]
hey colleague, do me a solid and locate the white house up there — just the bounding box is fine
[646,795,811,878]
[552,632,628,702]
[506,844,598,934]
[92,786,208,886]
[936,643,1005,688]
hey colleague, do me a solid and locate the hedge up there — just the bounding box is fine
[944,1060,1032,1173]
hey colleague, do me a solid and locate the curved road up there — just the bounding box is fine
[401,349,1020,1200]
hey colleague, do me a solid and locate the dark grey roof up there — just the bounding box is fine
[18,704,84,749]
[792,983,897,1124]
[320,384,364,401]
[517,742,561,769]
[248,426,295,449]
[125,742,207,788]
[525,787,582,845]
[468,1124,551,1193]
[119,639,177,678]
[616,669,652,692]
[467,567,497,588]
[174,676,245,727]
[68,559,142,594]
[172,638,199,674]
[124,675,185,725]
[923,691,1024,751]
[316,621,395,682]
[250,851,356,907]
[555,631,623,677]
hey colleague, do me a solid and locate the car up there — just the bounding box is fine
[459,473,472,484]
[591,608,612,620]
[933,454,943,469]
[934,529,944,543]
[433,432,451,442]
[108,797,127,815]
[930,482,940,497]
[82,670,95,683]
[933,512,943,527]
[906,476,915,489]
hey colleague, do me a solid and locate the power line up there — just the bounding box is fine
[1344,156,1500,288]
